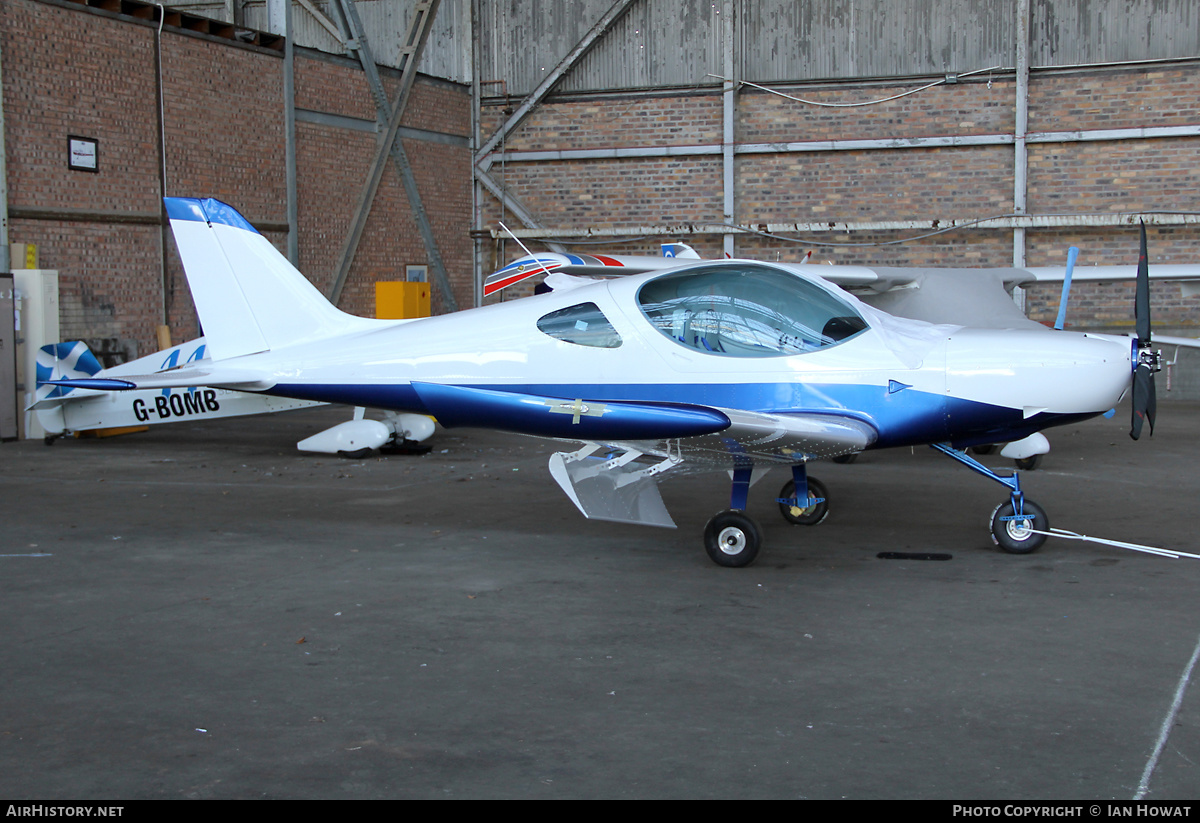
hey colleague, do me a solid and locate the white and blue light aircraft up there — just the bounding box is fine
[49,197,1163,566]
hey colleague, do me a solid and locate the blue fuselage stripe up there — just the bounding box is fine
[269,380,1102,449]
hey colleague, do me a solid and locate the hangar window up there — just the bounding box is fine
[537,302,623,348]
[637,263,868,357]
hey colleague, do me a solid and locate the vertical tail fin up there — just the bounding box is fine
[165,198,359,362]
[661,242,701,259]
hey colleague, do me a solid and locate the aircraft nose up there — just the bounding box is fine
[945,329,1131,416]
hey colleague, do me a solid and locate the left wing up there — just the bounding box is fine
[409,382,730,441]
[408,382,877,459]
[404,381,877,527]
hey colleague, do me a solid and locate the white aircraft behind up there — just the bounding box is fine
[47,197,1165,567]
[32,338,434,456]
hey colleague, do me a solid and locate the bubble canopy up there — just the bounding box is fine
[635,263,869,358]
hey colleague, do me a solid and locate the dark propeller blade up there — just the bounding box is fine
[1136,221,1151,345]
[1131,363,1156,440]
[1130,221,1157,440]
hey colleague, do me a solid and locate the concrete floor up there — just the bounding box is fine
[2,402,1200,799]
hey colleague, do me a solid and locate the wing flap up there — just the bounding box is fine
[549,448,677,529]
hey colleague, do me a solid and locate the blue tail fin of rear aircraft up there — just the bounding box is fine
[35,341,103,402]
[164,198,363,362]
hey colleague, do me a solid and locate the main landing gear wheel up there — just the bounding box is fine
[703,510,762,568]
[989,499,1049,554]
[778,477,829,526]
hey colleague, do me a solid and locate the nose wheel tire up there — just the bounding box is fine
[778,477,829,526]
[703,510,762,568]
[990,499,1049,554]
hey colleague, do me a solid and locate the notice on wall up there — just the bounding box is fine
[68,136,98,172]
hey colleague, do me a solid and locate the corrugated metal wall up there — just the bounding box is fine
[1029,0,1200,67]
[166,0,473,82]
[164,0,1200,91]
[737,0,1018,82]
[266,0,471,80]
[478,0,724,93]
[481,0,1200,95]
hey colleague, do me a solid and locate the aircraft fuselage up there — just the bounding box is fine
[228,262,1132,455]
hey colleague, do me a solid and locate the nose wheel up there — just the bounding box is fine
[990,499,1049,554]
[933,443,1051,554]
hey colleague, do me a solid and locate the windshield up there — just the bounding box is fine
[637,263,868,357]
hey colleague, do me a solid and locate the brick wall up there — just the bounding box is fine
[3,2,162,213]
[479,66,1200,334]
[2,0,472,357]
[7,0,1198,341]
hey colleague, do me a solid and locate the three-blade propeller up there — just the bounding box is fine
[1130,221,1158,440]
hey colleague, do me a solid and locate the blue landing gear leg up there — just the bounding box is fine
[703,464,762,567]
[932,444,1049,554]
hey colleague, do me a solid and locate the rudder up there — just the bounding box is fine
[165,198,358,361]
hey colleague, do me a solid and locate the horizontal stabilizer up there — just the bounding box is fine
[45,366,274,394]
[42,377,139,392]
